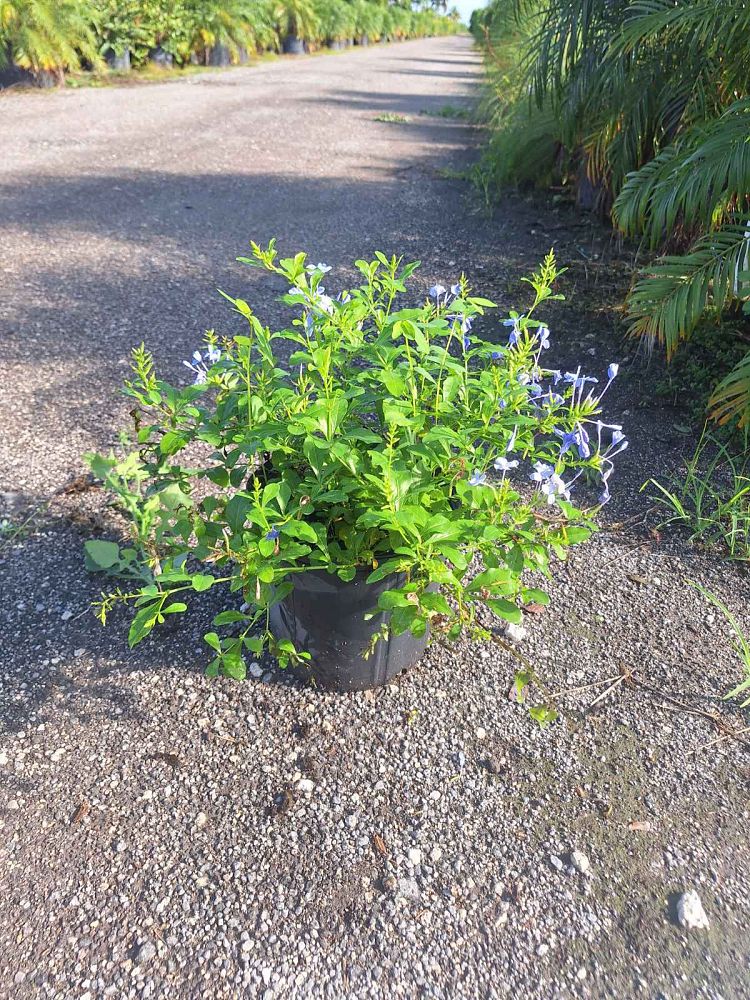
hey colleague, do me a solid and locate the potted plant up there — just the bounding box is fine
[274,0,319,54]
[315,0,354,50]
[351,0,381,46]
[86,244,625,714]
[0,0,102,86]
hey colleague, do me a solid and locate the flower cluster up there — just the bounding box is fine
[183,345,221,385]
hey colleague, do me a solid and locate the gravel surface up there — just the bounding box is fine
[1,35,750,1000]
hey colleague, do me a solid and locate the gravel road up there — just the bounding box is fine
[1,36,749,1000]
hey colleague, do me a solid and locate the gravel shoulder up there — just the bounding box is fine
[1,35,749,1000]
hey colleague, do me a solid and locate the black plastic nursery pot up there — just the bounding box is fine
[149,47,173,68]
[356,34,370,46]
[283,35,306,55]
[208,44,231,67]
[328,39,344,50]
[105,47,131,72]
[269,568,433,692]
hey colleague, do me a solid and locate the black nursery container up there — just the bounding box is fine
[105,47,131,71]
[149,46,173,68]
[269,568,431,691]
[208,44,231,67]
[283,35,306,55]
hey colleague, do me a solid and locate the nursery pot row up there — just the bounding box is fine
[269,567,434,691]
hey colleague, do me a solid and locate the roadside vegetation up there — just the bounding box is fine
[470,0,750,431]
[470,0,750,566]
[0,0,461,85]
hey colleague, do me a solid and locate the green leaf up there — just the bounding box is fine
[419,591,451,615]
[128,605,158,647]
[221,654,246,681]
[563,526,592,544]
[377,590,412,611]
[84,539,120,570]
[160,430,188,456]
[161,602,187,615]
[159,483,193,510]
[213,610,249,626]
[529,705,558,727]
[437,545,468,571]
[486,598,522,624]
[280,520,319,544]
[203,631,222,651]
[191,574,215,592]
[522,588,550,606]
[225,495,252,534]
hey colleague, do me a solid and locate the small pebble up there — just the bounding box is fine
[135,941,157,964]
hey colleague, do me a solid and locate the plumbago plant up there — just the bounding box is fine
[86,242,626,714]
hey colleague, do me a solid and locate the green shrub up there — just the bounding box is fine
[0,0,101,79]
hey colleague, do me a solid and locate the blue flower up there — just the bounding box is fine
[541,473,571,505]
[463,335,471,351]
[538,326,551,349]
[541,390,564,407]
[450,283,461,297]
[506,425,518,452]
[183,352,209,385]
[429,284,446,299]
[307,262,332,274]
[564,371,599,390]
[468,470,487,486]
[503,317,521,346]
[491,350,503,361]
[205,346,221,364]
[529,461,554,483]
[607,362,619,380]
[265,527,280,540]
[493,456,519,473]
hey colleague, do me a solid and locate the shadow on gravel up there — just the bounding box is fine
[0,513,230,735]
[308,87,475,118]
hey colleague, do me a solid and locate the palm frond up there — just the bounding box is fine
[709,349,750,427]
[625,224,750,355]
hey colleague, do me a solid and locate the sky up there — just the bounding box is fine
[451,0,485,26]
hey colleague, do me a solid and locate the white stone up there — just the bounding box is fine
[536,943,550,957]
[676,890,709,930]
[430,846,443,863]
[504,623,527,643]
[475,727,487,740]
[249,662,263,678]
[297,778,314,793]
[571,850,590,874]
[408,847,422,866]
[195,812,208,830]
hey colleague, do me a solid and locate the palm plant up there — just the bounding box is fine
[91,0,153,62]
[183,0,259,61]
[315,0,354,42]
[275,0,320,41]
[477,0,750,427]
[0,0,101,80]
